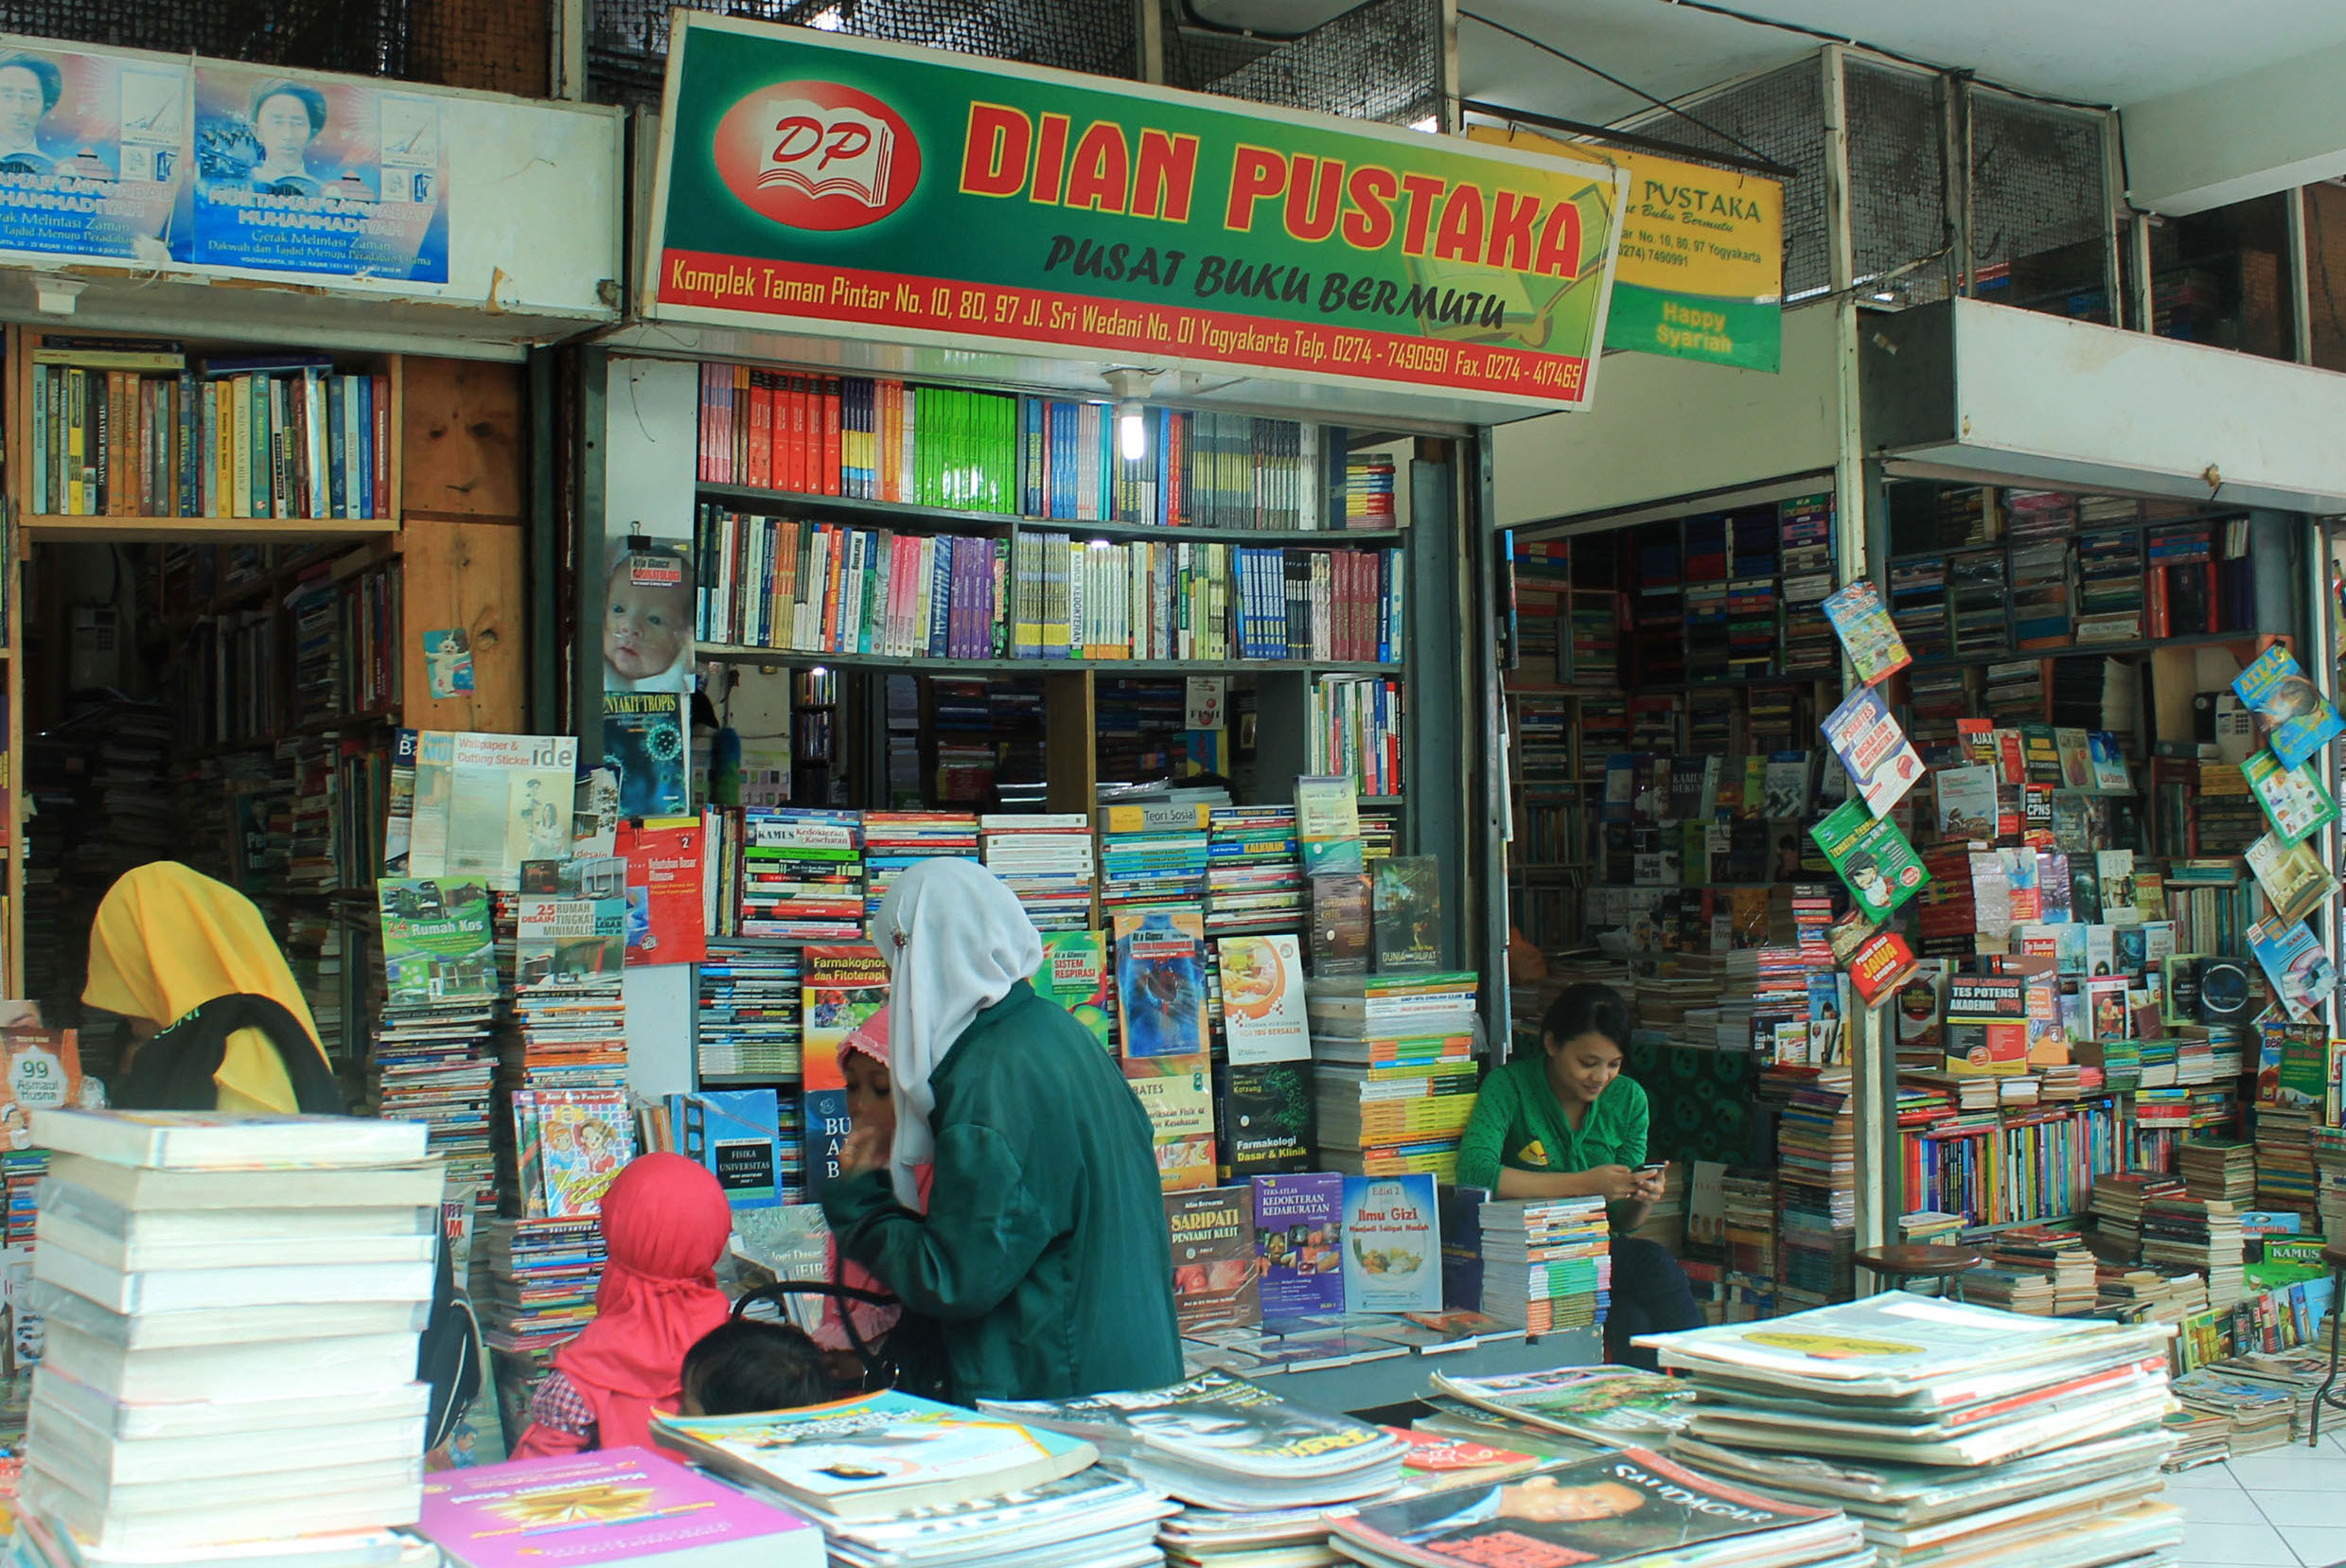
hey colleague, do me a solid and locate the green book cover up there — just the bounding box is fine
[378,876,496,1004]
[1034,930,1112,1048]
[1809,797,1930,922]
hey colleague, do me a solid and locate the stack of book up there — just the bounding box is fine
[1205,805,1304,938]
[2171,1367,2295,1458]
[1343,451,1396,528]
[979,813,1097,931]
[657,1389,1171,1567]
[1474,1196,1612,1333]
[1651,1295,2179,1567]
[21,1111,437,1556]
[860,811,980,919]
[476,1213,605,1435]
[1330,1446,1866,1568]
[697,942,803,1078]
[2178,1138,2257,1203]
[2085,1170,2183,1259]
[1774,1069,1857,1311]
[2315,1127,2346,1242]
[983,1370,1405,1510]
[1308,973,1478,1181]
[1098,801,1212,913]
[1970,1225,2097,1315]
[2252,1102,2319,1214]
[738,808,866,940]
[373,876,499,1208]
[2094,1262,2209,1323]
[2139,1195,2245,1309]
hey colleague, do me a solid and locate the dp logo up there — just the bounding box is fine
[713,79,920,231]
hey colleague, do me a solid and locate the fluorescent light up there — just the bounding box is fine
[811,7,843,28]
[1118,400,1147,462]
[1409,116,1439,132]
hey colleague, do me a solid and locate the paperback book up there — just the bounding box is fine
[1822,577,1913,684]
[1216,934,1309,1064]
[2242,752,2337,844]
[1219,1061,1314,1179]
[1032,929,1112,1048]
[1810,798,1930,921]
[1127,1054,1216,1191]
[1370,856,1441,973]
[1166,1185,1260,1332]
[1252,1172,1344,1319]
[378,877,496,1005]
[1342,1173,1441,1312]
[2232,643,2344,769]
[800,944,889,1199]
[1114,908,1210,1059]
[415,1446,823,1567]
[1821,684,1924,817]
[1295,776,1365,875]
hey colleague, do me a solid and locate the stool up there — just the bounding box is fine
[1855,1244,1985,1303]
[2312,1242,2346,1447]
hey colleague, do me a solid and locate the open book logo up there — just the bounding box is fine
[714,80,922,231]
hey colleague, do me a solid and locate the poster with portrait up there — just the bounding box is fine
[184,63,448,280]
[0,45,185,260]
[603,538,697,693]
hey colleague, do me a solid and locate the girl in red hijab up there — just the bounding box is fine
[511,1153,732,1458]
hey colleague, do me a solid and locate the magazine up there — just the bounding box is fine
[649,1391,1098,1520]
[1166,1186,1260,1332]
[2246,833,2337,925]
[2242,752,2337,845]
[979,1370,1402,1480]
[2247,915,2336,1024]
[1822,578,1913,685]
[1330,1447,1843,1568]
[415,1446,820,1567]
[1341,1173,1441,1313]
[1032,930,1111,1048]
[1809,798,1929,921]
[1114,908,1210,1059]
[513,855,626,989]
[407,731,579,889]
[1430,1366,1694,1446]
[1252,1172,1344,1320]
[603,691,689,817]
[1216,934,1309,1064]
[2232,643,2345,769]
[378,877,498,1005]
[512,1089,635,1219]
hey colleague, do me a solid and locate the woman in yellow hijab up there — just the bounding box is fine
[83,862,343,1115]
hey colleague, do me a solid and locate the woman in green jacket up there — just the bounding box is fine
[821,857,1184,1403]
[1455,981,1703,1369]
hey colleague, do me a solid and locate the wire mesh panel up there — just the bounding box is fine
[1166,0,1441,128]
[1843,60,1949,307]
[1967,88,2112,322]
[1617,58,1828,303]
[0,0,544,94]
[589,0,1141,111]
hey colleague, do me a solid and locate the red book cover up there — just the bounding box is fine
[747,372,771,490]
[618,814,707,968]
[731,366,748,482]
[823,379,842,497]
[1849,928,1918,1007]
[2146,563,2169,638]
[371,372,391,516]
[787,376,807,494]
[1164,410,1184,525]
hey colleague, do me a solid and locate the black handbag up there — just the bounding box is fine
[728,1279,948,1400]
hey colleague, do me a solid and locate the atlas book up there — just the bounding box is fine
[1253,1172,1344,1320]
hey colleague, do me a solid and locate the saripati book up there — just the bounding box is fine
[650,1391,1097,1521]
[416,1446,821,1567]
[1166,1185,1261,1332]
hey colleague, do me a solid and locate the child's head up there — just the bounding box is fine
[605,547,692,681]
[841,1007,895,1137]
[680,1316,834,1416]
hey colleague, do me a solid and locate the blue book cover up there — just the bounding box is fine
[1254,1172,1344,1320]
[326,375,347,520]
[673,1088,785,1208]
[356,375,375,520]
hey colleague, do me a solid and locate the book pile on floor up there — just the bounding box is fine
[2085,1171,2182,1259]
[1649,1294,2180,1567]
[372,875,499,1207]
[2253,1101,2319,1214]
[2139,1194,2245,1309]
[1309,972,1478,1181]
[861,810,980,917]
[476,1213,604,1441]
[2178,1138,2257,1203]
[507,856,627,1101]
[697,941,803,1077]
[1206,804,1305,937]
[18,1110,439,1561]
[2094,1262,2208,1323]
[1473,1196,1611,1332]
[1328,1445,1867,1568]
[980,813,1097,931]
[1774,1068,1857,1311]
[655,1389,1173,1568]
[1967,1224,2097,1315]
[2170,1366,2294,1458]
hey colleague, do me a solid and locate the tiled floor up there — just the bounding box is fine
[2169,1427,2346,1567]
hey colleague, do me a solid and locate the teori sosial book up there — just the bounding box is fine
[1253,1172,1343,1319]
[1342,1173,1441,1313]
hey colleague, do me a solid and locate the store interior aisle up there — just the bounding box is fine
[2173,1429,2346,1567]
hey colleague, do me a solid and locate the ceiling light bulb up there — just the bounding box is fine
[1118,400,1147,462]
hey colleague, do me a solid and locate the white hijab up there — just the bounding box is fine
[871,857,1044,1207]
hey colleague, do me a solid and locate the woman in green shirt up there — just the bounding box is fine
[1455,982,1703,1368]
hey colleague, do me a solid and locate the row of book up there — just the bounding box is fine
[696,363,1363,531]
[26,342,392,520]
[692,506,1404,664]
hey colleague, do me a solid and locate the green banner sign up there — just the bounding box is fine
[647,15,1628,410]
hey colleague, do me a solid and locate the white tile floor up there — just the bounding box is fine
[2169,1428,2346,1567]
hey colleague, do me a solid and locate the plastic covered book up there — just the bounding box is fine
[1215,934,1308,1065]
[1032,929,1111,1048]
[416,1446,822,1567]
[979,1370,1402,1481]
[1429,1365,1694,1446]
[1822,577,1912,685]
[2231,643,2344,769]
[1329,1447,1853,1568]
[378,877,497,1005]
[2241,751,2337,844]
[648,1391,1097,1521]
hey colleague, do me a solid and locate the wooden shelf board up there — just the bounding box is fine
[698,644,1402,675]
[26,516,398,545]
[696,483,1402,547]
